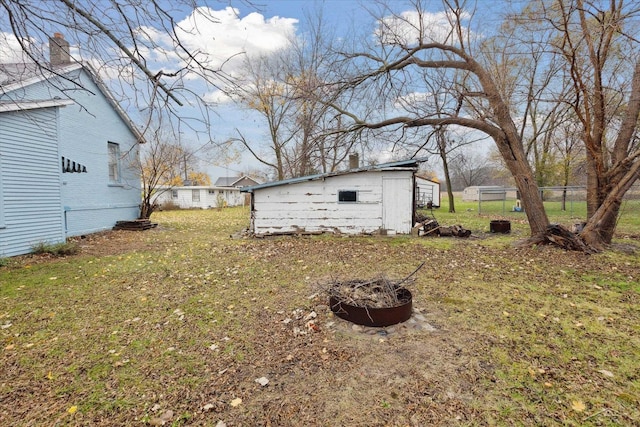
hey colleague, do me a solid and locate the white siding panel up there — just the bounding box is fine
[251,170,414,235]
[0,108,65,257]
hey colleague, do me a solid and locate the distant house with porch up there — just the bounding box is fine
[241,159,426,236]
[0,33,142,257]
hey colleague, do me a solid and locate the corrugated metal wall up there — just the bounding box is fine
[0,108,65,257]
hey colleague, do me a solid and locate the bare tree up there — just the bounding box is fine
[135,126,207,219]
[327,0,640,249]
[230,8,360,179]
[449,151,493,190]
[0,1,248,144]
[543,0,640,247]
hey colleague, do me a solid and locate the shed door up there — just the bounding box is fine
[382,177,412,234]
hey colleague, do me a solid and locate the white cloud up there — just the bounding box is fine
[134,7,297,78]
[0,32,33,63]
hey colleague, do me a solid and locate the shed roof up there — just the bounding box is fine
[241,158,426,193]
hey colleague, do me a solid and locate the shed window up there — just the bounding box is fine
[192,189,200,202]
[338,190,357,202]
[171,190,178,199]
[108,142,120,183]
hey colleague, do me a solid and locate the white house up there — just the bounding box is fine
[0,34,142,257]
[153,185,245,209]
[415,175,441,208]
[241,159,425,236]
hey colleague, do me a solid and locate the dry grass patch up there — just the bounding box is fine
[1,207,639,426]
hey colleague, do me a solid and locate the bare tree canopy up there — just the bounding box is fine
[326,0,640,249]
[0,0,296,140]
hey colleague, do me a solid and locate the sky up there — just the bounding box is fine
[0,0,483,181]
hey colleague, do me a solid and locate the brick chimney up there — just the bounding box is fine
[49,33,71,66]
[349,153,360,169]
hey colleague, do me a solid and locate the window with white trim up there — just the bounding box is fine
[108,142,120,183]
[192,189,200,202]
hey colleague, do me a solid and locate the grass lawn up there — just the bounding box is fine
[1,205,639,426]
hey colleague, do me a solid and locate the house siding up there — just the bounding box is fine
[2,67,141,238]
[0,108,65,257]
[251,170,414,235]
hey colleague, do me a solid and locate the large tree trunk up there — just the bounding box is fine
[493,135,550,236]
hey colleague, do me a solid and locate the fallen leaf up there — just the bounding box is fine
[215,421,227,427]
[230,398,242,407]
[47,371,54,380]
[503,311,510,317]
[68,405,78,415]
[255,376,269,386]
[149,410,174,426]
[598,369,614,378]
[571,400,586,412]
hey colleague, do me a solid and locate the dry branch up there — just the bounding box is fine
[325,263,424,309]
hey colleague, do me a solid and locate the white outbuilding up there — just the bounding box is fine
[241,159,426,236]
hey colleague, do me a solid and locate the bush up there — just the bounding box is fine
[31,241,80,257]
[158,201,181,211]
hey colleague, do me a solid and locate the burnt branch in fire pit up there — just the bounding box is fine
[325,262,425,309]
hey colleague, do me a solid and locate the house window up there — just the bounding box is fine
[171,190,178,199]
[108,142,120,183]
[338,190,357,202]
[192,189,200,202]
[208,189,216,195]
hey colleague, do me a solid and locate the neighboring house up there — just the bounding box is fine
[153,185,246,209]
[214,175,260,188]
[241,159,425,236]
[415,175,441,208]
[0,33,142,257]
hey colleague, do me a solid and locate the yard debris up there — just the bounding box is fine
[414,217,471,238]
[112,219,158,231]
[149,409,174,426]
[324,262,424,309]
[255,376,269,386]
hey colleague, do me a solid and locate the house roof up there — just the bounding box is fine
[214,177,239,187]
[214,175,260,187]
[241,158,426,193]
[0,62,145,144]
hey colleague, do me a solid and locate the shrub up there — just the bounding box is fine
[158,201,181,211]
[31,241,80,256]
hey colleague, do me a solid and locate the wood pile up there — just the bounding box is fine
[113,219,158,231]
[415,218,471,238]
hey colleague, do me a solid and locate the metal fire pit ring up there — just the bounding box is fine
[329,288,412,327]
